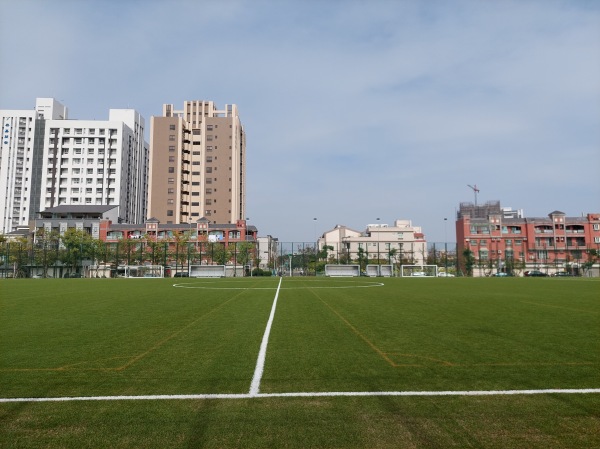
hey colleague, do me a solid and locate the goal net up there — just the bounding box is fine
[190,265,226,278]
[116,265,164,278]
[325,264,360,277]
[400,265,438,277]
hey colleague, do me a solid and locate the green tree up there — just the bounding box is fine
[462,248,475,277]
[234,242,255,272]
[210,242,231,265]
[60,228,98,274]
[34,229,61,277]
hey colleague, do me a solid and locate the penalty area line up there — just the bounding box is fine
[1,389,599,403]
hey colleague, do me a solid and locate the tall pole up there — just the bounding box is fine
[313,217,317,276]
[376,218,380,268]
[444,218,448,274]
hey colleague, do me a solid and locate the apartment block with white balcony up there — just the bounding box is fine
[318,220,428,266]
[40,109,149,224]
[0,98,67,234]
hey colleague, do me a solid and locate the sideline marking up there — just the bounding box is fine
[2,389,599,403]
[249,277,283,396]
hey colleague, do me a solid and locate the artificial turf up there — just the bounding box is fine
[1,276,598,448]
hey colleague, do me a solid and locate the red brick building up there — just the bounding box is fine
[456,201,600,276]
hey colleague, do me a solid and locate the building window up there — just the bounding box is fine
[168,178,175,184]
[167,210,174,217]
[167,199,174,204]
[169,156,175,163]
[168,167,175,173]
[192,202,199,206]
[169,135,175,141]
[169,124,176,130]
[168,188,174,194]
[169,146,175,152]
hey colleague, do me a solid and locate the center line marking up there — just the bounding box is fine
[249,277,282,396]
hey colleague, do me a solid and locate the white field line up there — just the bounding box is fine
[1,389,599,403]
[249,276,283,396]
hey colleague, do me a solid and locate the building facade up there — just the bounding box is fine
[318,220,428,266]
[40,109,149,224]
[456,201,600,276]
[1,98,148,234]
[148,101,246,225]
[0,98,67,233]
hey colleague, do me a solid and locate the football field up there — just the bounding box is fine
[1,277,599,448]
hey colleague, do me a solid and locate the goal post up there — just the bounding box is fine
[189,265,226,278]
[325,264,360,277]
[400,265,438,277]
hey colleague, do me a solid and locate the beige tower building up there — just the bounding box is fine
[148,101,245,224]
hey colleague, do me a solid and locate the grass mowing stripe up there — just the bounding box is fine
[308,287,397,367]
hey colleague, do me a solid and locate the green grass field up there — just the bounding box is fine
[1,277,599,448]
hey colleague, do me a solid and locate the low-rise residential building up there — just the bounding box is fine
[26,205,258,276]
[456,201,600,276]
[318,220,428,266]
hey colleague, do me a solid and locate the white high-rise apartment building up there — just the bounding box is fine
[0,98,149,234]
[1,98,67,233]
[40,108,149,224]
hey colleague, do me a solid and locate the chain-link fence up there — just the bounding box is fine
[5,239,595,278]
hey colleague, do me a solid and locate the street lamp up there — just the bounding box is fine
[376,218,380,266]
[444,218,448,274]
[313,218,318,275]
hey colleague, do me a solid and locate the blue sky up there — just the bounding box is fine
[1,0,599,243]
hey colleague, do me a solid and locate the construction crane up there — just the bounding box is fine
[467,184,480,206]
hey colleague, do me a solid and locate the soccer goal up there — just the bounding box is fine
[400,265,438,277]
[189,265,226,278]
[325,264,360,277]
[117,265,164,278]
